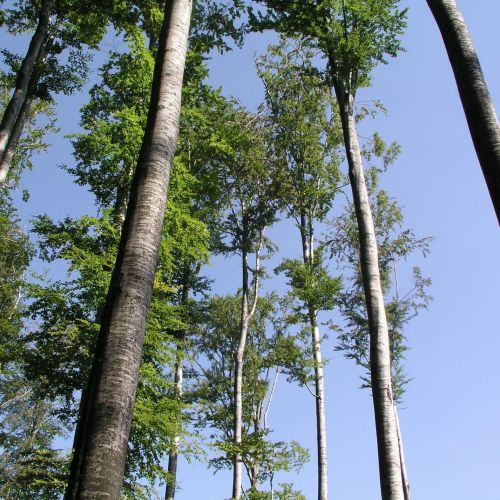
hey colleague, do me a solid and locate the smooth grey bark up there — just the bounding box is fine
[334,81,404,500]
[299,219,328,500]
[427,0,500,224]
[65,0,193,497]
[0,0,53,164]
[394,405,410,500]
[232,219,262,500]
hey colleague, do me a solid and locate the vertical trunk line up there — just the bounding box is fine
[299,224,328,500]
[233,221,249,500]
[336,86,404,500]
[165,277,189,500]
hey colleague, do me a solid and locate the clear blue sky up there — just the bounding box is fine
[6,1,500,499]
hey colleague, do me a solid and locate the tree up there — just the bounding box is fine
[65,0,194,495]
[427,0,500,224]
[330,164,431,500]
[192,295,309,499]
[257,38,342,500]
[207,101,279,499]
[250,1,409,498]
[0,0,109,185]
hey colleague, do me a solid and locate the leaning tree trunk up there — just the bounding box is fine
[335,84,404,500]
[299,220,328,500]
[0,0,53,164]
[427,0,500,224]
[0,94,33,184]
[0,27,51,185]
[65,0,193,497]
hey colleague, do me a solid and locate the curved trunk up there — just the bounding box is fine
[0,0,53,163]
[299,220,328,500]
[65,0,193,497]
[335,86,404,500]
[427,0,500,224]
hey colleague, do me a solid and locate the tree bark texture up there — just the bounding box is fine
[66,0,193,497]
[0,0,53,164]
[336,87,404,500]
[427,0,500,224]
[299,223,328,500]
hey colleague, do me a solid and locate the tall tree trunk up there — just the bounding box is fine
[233,231,249,500]
[0,94,33,184]
[0,0,53,163]
[165,348,183,500]
[427,0,500,224]
[299,219,328,500]
[165,279,189,500]
[65,0,193,497]
[335,84,404,500]
[0,27,51,185]
[394,405,410,500]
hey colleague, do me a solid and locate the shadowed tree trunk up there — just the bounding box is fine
[165,277,190,500]
[0,0,53,166]
[0,28,52,185]
[427,0,500,224]
[65,0,193,497]
[0,94,33,184]
[334,78,404,500]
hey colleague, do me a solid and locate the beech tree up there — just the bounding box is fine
[330,162,431,500]
[206,101,279,499]
[251,1,409,498]
[63,0,194,495]
[427,0,500,224]
[0,0,109,185]
[257,39,342,500]
[192,294,309,499]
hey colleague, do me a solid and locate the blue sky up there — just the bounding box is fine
[5,1,500,499]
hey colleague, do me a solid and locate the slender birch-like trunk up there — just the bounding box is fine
[427,0,500,224]
[233,220,262,500]
[0,0,53,163]
[394,405,410,500]
[65,0,193,497]
[299,220,328,500]
[334,82,404,500]
[165,279,189,500]
[165,348,183,500]
[233,226,250,500]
